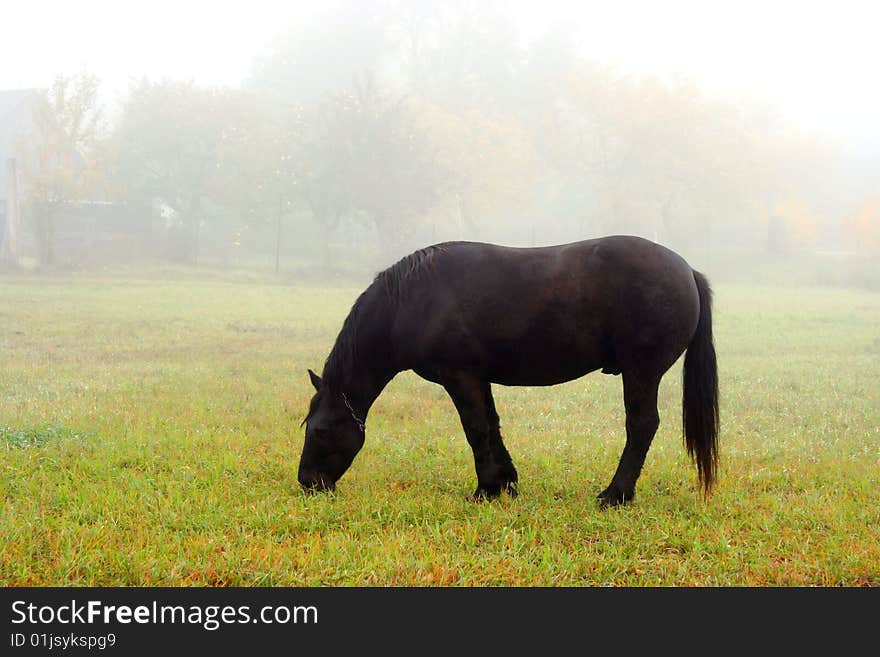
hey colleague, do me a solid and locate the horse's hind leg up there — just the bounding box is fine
[442,371,517,501]
[599,373,661,508]
[485,385,518,497]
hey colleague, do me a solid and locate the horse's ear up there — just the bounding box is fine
[308,369,322,391]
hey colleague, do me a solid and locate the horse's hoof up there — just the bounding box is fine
[503,481,519,498]
[470,486,501,502]
[597,486,631,509]
[300,481,336,495]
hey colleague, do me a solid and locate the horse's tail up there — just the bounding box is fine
[682,270,719,494]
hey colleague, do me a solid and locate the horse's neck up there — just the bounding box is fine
[353,368,395,416]
[341,328,398,421]
[329,285,400,420]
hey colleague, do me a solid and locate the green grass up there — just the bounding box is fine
[1,273,879,586]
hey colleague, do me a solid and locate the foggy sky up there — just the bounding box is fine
[3,0,880,151]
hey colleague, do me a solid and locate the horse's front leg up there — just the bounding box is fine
[442,371,509,501]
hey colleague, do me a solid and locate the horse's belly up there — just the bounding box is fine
[483,345,604,386]
[489,367,600,387]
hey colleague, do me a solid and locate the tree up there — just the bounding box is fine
[210,94,305,272]
[420,102,538,241]
[18,73,103,265]
[844,193,880,255]
[297,78,447,267]
[346,81,446,258]
[114,79,239,263]
[393,0,524,112]
[540,65,772,249]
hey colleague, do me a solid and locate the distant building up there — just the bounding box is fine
[0,89,38,190]
[52,200,168,264]
[0,89,39,262]
[1,88,170,265]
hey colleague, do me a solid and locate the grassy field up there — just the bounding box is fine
[1,272,878,586]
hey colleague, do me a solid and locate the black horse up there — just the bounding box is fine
[299,235,719,507]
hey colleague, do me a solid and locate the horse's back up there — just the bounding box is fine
[397,236,701,385]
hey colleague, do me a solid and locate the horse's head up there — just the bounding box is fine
[297,369,365,493]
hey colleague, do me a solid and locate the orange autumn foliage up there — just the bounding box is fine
[843,194,880,255]
[767,199,818,248]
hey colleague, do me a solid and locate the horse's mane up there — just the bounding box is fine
[375,243,448,303]
[319,244,449,393]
